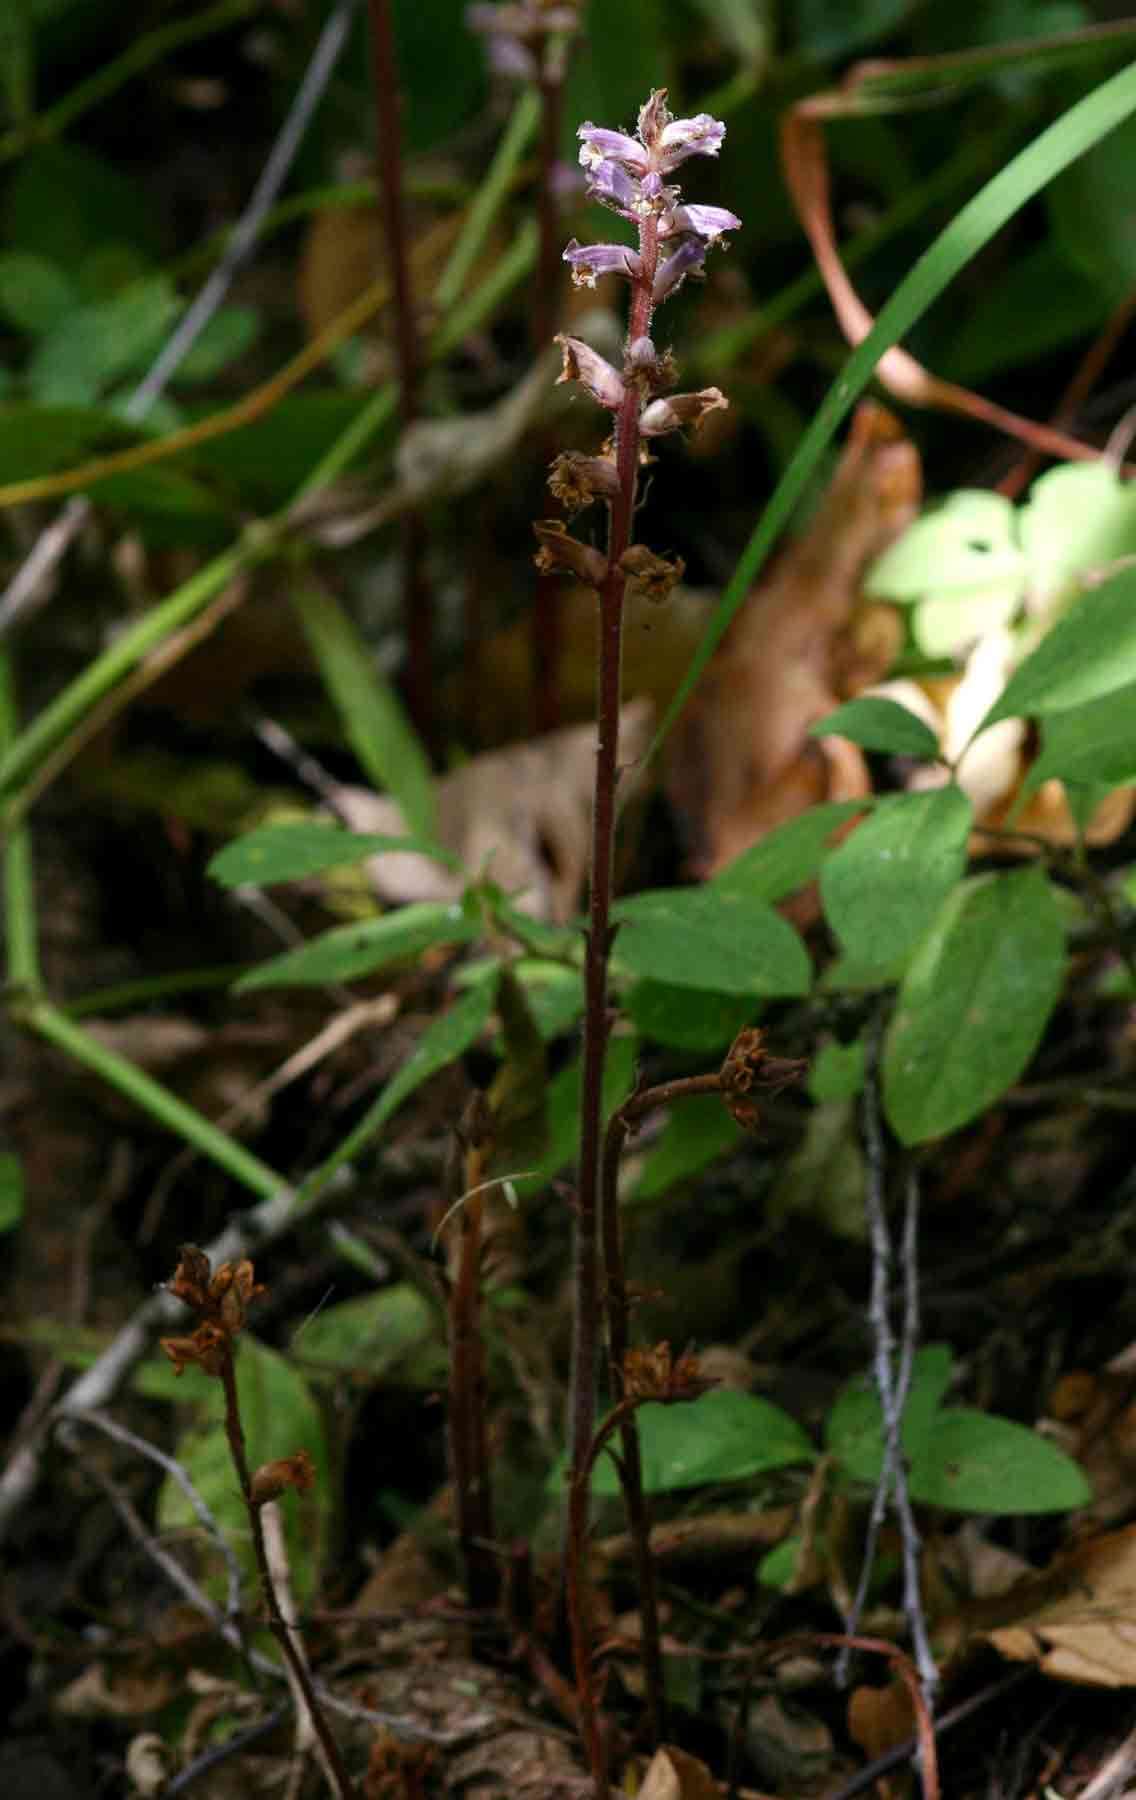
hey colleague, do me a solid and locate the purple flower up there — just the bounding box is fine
[584,157,641,216]
[562,238,641,288]
[652,237,708,304]
[639,387,728,437]
[667,202,741,244]
[658,113,726,166]
[577,123,649,174]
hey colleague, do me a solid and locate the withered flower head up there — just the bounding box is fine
[623,1341,713,1404]
[618,543,684,604]
[532,519,608,587]
[160,1320,229,1379]
[720,1028,805,1132]
[249,1450,317,1508]
[164,1248,266,1354]
[547,451,620,514]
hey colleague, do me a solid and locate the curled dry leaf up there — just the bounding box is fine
[333,698,654,922]
[637,1745,721,1800]
[666,402,920,879]
[985,1525,1136,1687]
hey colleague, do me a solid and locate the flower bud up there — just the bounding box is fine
[639,387,728,437]
[555,333,626,409]
[249,1450,317,1508]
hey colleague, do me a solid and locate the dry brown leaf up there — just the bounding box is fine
[847,1677,915,1765]
[985,1525,1136,1686]
[638,1745,721,1800]
[334,698,654,921]
[666,402,920,879]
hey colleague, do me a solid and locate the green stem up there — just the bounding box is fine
[0,650,37,989]
[27,1001,284,1201]
[434,88,541,317]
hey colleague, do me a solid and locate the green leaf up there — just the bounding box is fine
[590,1389,815,1497]
[794,0,912,59]
[27,277,181,405]
[208,820,455,889]
[937,239,1104,385]
[4,144,159,269]
[826,1345,954,1486]
[810,696,942,761]
[1024,681,1136,790]
[1019,462,1136,607]
[979,567,1136,731]
[807,1038,865,1101]
[516,1033,638,1200]
[651,58,1136,776]
[1049,107,1136,299]
[907,1409,1091,1514]
[293,1283,440,1383]
[174,306,259,383]
[712,802,868,904]
[820,787,973,971]
[235,901,477,991]
[613,888,811,997]
[883,867,1066,1143]
[157,1335,330,1603]
[0,1152,23,1231]
[0,250,77,335]
[290,583,435,842]
[321,980,498,1177]
[0,402,133,484]
[633,1093,742,1203]
[866,491,1026,600]
[623,979,757,1051]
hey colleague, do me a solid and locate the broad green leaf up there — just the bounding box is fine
[613,888,811,997]
[0,250,77,335]
[883,867,1066,1143]
[157,1335,330,1603]
[687,0,770,64]
[825,1345,954,1486]
[590,1389,815,1497]
[4,144,159,269]
[907,1409,1090,1514]
[807,1038,865,1101]
[85,466,230,546]
[28,277,181,405]
[1024,681,1136,790]
[303,981,498,1193]
[634,1093,743,1203]
[293,1283,440,1382]
[0,403,134,484]
[979,567,1136,730]
[913,581,1020,659]
[623,979,757,1051]
[820,786,973,970]
[810,696,941,761]
[209,820,455,889]
[0,1152,23,1231]
[794,0,912,59]
[235,901,476,991]
[193,392,376,507]
[938,239,1103,385]
[290,583,435,842]
[1019,462,1136,606]
[174,306,259,383]
[865,491,1025,600]
[759,1534,806,1591]
[712,801,868,904]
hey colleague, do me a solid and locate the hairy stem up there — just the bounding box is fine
[567,211,660,1800]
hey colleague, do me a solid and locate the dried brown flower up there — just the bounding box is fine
[249,1450,317,1508]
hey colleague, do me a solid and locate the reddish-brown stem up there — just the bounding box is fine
[366,0,432,744]
[566,212,660,1800]
[447,1172,498,1611]
[598,1071,726,1747]
[218,1349,358,1799]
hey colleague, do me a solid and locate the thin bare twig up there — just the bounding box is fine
[839,1016,938,1704]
